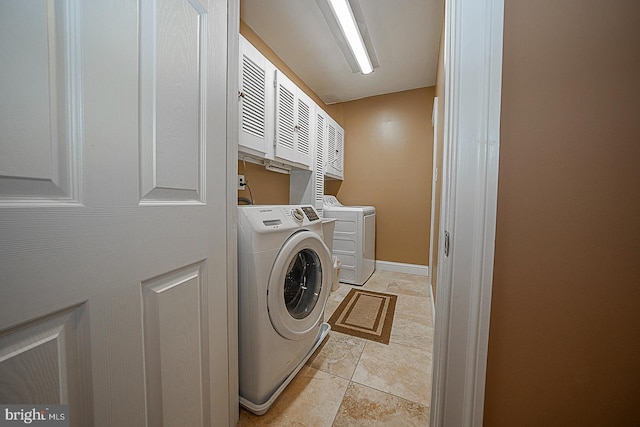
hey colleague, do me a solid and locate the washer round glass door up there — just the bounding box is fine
[267,230,332,340]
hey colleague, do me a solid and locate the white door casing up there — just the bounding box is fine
[430,0,504,426]
[428,96,439,284]
[0,0,236,426]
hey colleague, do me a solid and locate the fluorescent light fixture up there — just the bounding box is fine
[327,0,373,75]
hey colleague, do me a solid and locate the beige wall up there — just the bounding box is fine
[485,0,640,425]
[330,88,435,266]
[238,160,290,205]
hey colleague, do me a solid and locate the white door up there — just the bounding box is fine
[0,1,234,426]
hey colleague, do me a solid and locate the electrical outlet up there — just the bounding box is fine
[238,175,246,190]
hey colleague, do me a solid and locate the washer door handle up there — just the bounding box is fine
[299,254,307,289]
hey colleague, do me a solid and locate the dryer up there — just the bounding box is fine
[237,205,332,415]
[323,196,376,286]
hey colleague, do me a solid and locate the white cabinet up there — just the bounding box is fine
[238,36,345,181]
[275,70,314,169]
[325,116,344,180]
[238,35,274,158]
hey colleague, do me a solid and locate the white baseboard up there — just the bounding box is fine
[375,260,429,277]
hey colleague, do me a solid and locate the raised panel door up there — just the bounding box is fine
[0,1,234,426]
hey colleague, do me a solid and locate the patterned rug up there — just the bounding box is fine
[328,289,397,344]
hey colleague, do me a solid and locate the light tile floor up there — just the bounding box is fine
[238,270,434,426]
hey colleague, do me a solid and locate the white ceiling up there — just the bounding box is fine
[240,0,444,104]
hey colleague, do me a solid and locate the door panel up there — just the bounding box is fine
[142,262,207,427]
[0,304,93,425]
[0,0,232,425]
[140,0,206,203]
[0,0,82,202]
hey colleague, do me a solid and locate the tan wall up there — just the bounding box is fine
[485,0,640,425]
[331,88,435,266]
[238,160,290,205]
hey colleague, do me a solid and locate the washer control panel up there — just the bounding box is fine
[301,206,319,221]
[291,208,305,223]
[239,205,321,231]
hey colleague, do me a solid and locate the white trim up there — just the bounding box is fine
[430,0,504,426]
[430,283,436,326]
[428,97,439,287]
[226,0,240,425]
[375,260,428,277]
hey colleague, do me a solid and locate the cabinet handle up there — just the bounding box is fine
[238,91,245,99]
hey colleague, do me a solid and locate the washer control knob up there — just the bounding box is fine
[291,208,304,222]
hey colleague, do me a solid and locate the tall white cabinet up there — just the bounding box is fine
[314,108,328,215]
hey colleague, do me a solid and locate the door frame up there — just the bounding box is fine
[428,96,439,284]
[429,0,505,425]
[226,0,240,424]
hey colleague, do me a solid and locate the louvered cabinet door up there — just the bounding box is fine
[326,119,337,176]
[239,35,269,156]
[295,91,314,168]
[325,116,344,180]
[274,70,298,164]
[314,107,327,216]
[335,125,345,179]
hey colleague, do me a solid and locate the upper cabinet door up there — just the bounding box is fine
[325,116,344,180]
[274,70,298,164]
[275,71,314,169]
[296,91,314,167]
[335,125,344,177]
[239,35,272,157]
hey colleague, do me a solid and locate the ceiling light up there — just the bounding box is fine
[326,0,373,75]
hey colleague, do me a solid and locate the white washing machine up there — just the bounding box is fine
[237,205,332,415]
[323,196,376,286]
